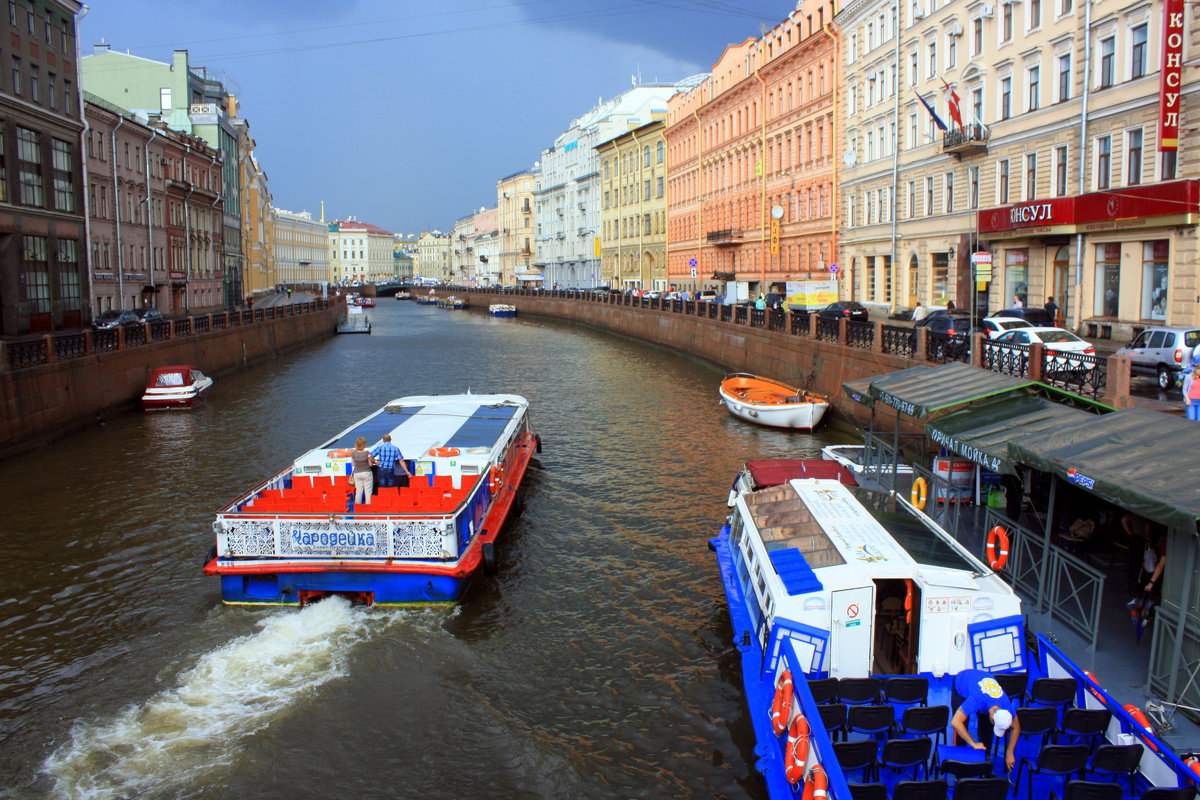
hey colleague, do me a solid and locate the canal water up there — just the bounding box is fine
[0,300,855,800]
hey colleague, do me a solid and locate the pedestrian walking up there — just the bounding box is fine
[1184,365,1200,421]
[1044,296,1059,323]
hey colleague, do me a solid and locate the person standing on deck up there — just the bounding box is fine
[372,434,402,489]
[350,437,376,505]
[951,669,1020,770]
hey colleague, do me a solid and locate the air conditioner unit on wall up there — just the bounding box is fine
[980,4,994,17]
[947,22,963,36]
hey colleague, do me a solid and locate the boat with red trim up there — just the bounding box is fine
[141,365,213,410]
[203,393,539,606]
[713,459,1200,800]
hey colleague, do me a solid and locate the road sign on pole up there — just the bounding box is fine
[829,263,839,273]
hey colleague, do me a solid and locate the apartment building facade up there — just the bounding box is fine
[0,0,85,335]
[416,231,452,282]
[496,168,536,285]
[273,209,329,288]
[472,206,499,285]
[241,152,274,298]
[666,2,839,298]
[838,0,1199,339]
[329,219,394,285]
[596,117,670,291]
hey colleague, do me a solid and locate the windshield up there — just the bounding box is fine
[1038,330,1080,343]
[847,486,982,572]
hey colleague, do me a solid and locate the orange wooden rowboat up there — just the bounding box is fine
[718,373,830,430]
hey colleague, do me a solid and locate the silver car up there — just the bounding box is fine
[1116,326,1200,390]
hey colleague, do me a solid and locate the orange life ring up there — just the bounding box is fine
[1124,704,1159,751]
[784,714,811,784]
[801,764,827,800]
[1082,670,1104,702]
[1185,756,1200,779]
[770,670,794,736]
[986,526,1010,571]
[910,477,928,510]
[489,464,504,494]
[427,447,461,457]
[326,448,353,458]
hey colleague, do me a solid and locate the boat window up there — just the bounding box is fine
[849,487,980,572]
[155,372,185,387]
[744,483,847,568]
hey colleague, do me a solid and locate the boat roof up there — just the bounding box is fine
[319,394,528,459]
[149,364,200,373]
[744,459,856,488]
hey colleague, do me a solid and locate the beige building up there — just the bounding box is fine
[838,0,1199,340]
[241,151,275,297]
[497,169,536,285]
[597,117,671,291]
[328,219,394,285]
[274,208,330,288]
[416,231,452,282]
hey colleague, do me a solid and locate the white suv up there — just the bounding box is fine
[1116,327,1200,390]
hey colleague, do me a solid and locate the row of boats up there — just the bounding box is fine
[198,371,1195,798]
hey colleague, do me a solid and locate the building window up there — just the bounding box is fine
[656,176,664,197]
[47,71,55,109]
[1057,53,1071,102]
[1060,0,1072,13]
[642,145,650,167]
[1054,144,1068,196]
[972,18,983,56]
[10,55,18,94]
[1096,134,1111,189]
[969,166,980,209]
[947,33,957,69]
[1094,242,1120,316]
[1006,249,1029,307]
[17,126,42,207]
[29,64,37,102]
[1099,36,1115,88]
[57,238,80,311]
[944,171,955,213]
[971,87,983,123]
[925,175,934,216]
[928,39,937,78]
[1029,0,1041,29]
[907,180,916,218]
[1127,128,1143,185]
[21,235,50,318]
[159,87,172,111]
[643,213,650,235]
[1002,3,1013,41]
[1027,65,1040,111]
[1025,153,1037,200]
[1142,240,1169,320]
[909,50,918,85]
[1131,24,1148,79]
[998,158,1010,204]
[656,140,664,163]
[1000,76,1012,120]
[51,138,73,211]
[1162,150,1177,180]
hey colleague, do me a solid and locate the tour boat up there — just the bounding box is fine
[488,304,517,318]
[203,393,540,606]
[140,365,213,410]
[396,288,412,300]
[718,373,830,430]
[355,297,376,308]
[414,292,439,305]
[712,461,1197,800]
[438,296,469,310]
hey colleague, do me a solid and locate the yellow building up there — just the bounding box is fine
[241,150,275,297]
[274,208,331,288]
[497,169,536,285]
[597,116,670,291]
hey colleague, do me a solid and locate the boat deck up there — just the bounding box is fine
[238,474,474,516]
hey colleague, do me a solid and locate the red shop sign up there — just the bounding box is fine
[1160,0,1185,151]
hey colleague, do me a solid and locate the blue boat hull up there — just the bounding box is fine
[218,570,470,606]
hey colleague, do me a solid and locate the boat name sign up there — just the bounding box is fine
[927,429,1004,473]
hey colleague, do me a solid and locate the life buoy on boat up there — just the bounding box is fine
[770,670,794,736]
[985,526,1010,571]
[784,714,811,784]
[1082,670,1103,701]
[1124,704,1159,750]
[489,464,504,494]
[1184,756,1200,780]
[801,764,827,800]
[910,477,928,510]
[427,447,461,457]
[327,448,353,458]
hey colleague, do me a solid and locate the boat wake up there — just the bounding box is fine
[43,598,406,800]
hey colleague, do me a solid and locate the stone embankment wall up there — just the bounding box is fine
[0,303,341,457]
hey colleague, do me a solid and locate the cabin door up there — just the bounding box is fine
[830,586,875,677]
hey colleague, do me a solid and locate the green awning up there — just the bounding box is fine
[1008,407,1200,531]
[925,393,1099,475]
[845,362,1035,419]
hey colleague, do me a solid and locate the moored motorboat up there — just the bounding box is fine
[488,304,517,318]
[356,297,376,308]
[712,461,1198,800]
[396,288,412,300]
[203,393,541,606]
[438,296,469,309]
[141,365,213,409]
[718,373,829,429]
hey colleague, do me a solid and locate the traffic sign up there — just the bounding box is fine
[971,251,992,264]
[829,263,839,273]
[690,267,697,278]
[688,258,698,267]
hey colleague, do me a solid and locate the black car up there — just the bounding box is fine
[817,301,869,321]
[136,307,164,323]
[92,309,142,330]
[918,314,975,336]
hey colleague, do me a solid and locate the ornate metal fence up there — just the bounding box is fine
[846,320,874,350]
[881,324,916,357]
[1041,350,1108,399]
[981,339,1029,377]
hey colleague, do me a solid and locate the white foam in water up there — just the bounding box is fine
[44,598,395,800]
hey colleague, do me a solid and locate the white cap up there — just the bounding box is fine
[993,708,1014,737]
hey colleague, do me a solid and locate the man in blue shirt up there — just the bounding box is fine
[371,434,403,489]
[951,669,1020,770]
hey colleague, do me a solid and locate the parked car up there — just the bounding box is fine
[914,309,968,328]
[817,301,869,321]
[92,309,142,330]
[992,327,1096,373]
[980,316,1034,338]
[992,307,1055,326]
[1115,326,1200,390]
[136,307,164,324]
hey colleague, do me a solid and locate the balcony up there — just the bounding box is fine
[706,228,744,246]
[943,123,991,155]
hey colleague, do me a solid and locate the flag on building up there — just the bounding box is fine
[941,79,964,130]
[914,89,948,131]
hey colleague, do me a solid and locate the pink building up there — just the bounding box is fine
[666,1,839,297]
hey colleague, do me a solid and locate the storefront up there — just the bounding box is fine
[977,180,1199,339]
